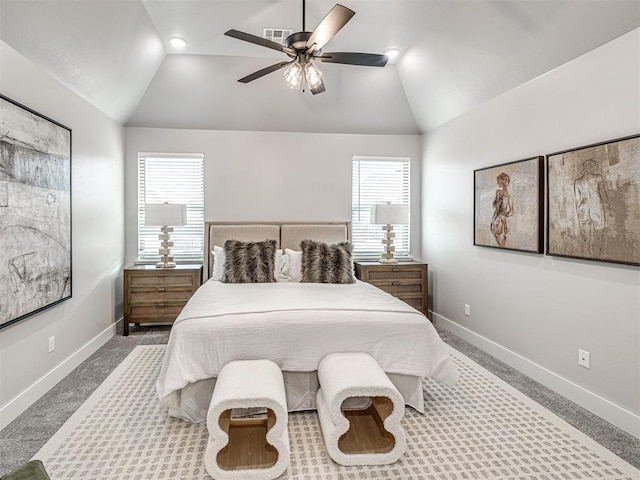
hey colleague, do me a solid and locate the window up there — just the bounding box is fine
[138,153,204,263]
[352,156,410,257]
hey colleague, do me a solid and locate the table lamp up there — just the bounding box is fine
[370,203,409,264]
[145,202,187,268]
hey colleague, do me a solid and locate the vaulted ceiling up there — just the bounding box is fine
[1,0,638,134]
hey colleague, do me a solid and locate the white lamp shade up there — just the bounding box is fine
[370,203,409,225]
[145,203,187,226]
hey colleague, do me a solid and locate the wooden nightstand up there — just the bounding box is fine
[123,264,202,336]
[354,261,428,315]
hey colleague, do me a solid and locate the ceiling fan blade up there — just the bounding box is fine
[318,52,388,67]
[305,4,355,53]
[310,79,326,95]
[225,29,295,56]
[238,61,293,83]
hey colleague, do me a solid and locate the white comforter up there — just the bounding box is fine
[157,280,458,411]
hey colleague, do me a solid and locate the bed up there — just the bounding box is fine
[156,222,458,422]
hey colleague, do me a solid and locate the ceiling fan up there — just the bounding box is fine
[225,0,389,95]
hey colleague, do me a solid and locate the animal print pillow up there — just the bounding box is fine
[300,240,355,284]
[223,239,277,283]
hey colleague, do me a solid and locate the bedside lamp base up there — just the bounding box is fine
[156,261,177,269]
[378,258,399,264]
[156,226,177,268]
[378,224,399,264]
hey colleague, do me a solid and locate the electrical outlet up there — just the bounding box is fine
[48,336,55,353]
[578,349,590,369]
[464,304,471,316]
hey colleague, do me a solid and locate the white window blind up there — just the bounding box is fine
[138,153,204,263]
[352,157,410,257]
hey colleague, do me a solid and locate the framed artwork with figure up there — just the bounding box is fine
[474,156,544,253]
[547,134,640,266]
[0,95,72,329]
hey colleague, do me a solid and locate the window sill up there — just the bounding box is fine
[134,260,203,266]
[353,255,414,262]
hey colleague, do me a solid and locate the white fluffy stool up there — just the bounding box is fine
[316,352,406,466]
[204,359,289,480]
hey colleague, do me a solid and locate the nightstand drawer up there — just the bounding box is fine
[127,273,196,287]
[128,286,194,303]
[128,301,187,318]
[400,296,426,311]
[371,281,424,296]
[364,267,424,282]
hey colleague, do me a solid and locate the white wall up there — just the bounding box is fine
[124,128,422,266]
[422,29,640,437]
[0,41,125,429]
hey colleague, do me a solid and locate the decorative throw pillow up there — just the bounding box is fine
[223,239,277,283]
[300,240,355,284]
[1,460,51,480]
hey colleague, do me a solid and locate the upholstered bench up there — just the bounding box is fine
[204,359,289,480]
[316,352,406,466]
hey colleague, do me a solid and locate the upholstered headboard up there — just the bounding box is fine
[203,222,350,280]
[279,224,348,250]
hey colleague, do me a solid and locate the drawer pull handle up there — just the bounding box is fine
[157,303,166,307]
[392,281,400,286]
[392,268,399,272]
[156,287,166,292]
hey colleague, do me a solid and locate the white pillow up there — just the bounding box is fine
[214,246,288,282]
[212,246,226,281]
[274,249,289,282]
[285,248,303,282]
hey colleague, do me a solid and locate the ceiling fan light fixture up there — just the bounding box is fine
[284,60,303,89]
[304,61,323,89]
[384,48,400,60]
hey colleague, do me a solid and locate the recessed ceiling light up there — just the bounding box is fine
[385,48,400,60]
[169,37,187,48]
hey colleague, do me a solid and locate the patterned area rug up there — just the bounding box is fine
[33,346,638,479]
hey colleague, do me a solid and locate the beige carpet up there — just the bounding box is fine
[33,345,638,479]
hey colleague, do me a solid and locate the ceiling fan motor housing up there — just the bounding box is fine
[286,31,313,51]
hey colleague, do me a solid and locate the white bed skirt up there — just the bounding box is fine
[167,371,425,423]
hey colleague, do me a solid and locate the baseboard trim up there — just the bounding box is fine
[0,318,122,431]
[433,311,639,439]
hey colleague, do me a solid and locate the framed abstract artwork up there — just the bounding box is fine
[547,134,640,266]
[474,156,544,253]
[0,95,72,329]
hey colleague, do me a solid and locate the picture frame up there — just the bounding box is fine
[474,156,544,253]
[0,94,72,329]
[547,134,640,266]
